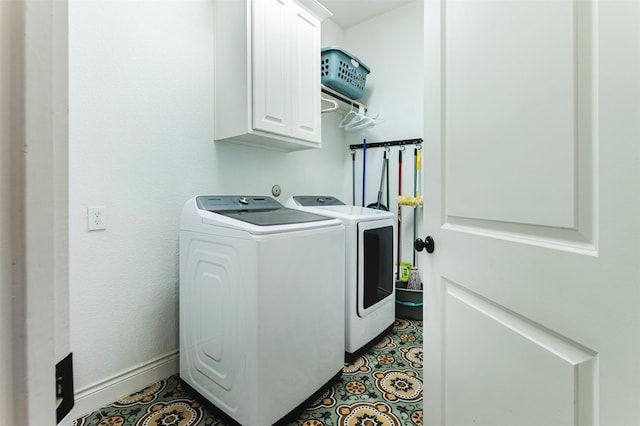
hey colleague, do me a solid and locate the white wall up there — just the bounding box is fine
[342,1,425,265]
[344,1,424,144]
[68,0,350,416]
[68,0,423,418]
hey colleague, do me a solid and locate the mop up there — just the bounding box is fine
[397,145,423,207]
[397,146,422,289]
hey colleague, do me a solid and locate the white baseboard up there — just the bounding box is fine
[63,350,179,424]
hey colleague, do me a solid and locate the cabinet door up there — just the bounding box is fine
[252,0,291,136]
[289,3,321,143]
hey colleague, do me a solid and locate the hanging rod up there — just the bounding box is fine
[349,138,423,150]
[321,85,367,113]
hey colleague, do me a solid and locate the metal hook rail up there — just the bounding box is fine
[321,85,367,113]
[349,138,423,150]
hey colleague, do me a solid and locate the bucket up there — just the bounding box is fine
[395,287,423,320]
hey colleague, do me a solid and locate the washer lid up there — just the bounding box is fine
[196,195,333,226]
[292,195,346,206]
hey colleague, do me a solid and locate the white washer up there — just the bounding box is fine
[286,195,396,361]
[180,195,345,426]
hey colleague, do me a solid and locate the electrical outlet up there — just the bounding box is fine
[87,206,106,231]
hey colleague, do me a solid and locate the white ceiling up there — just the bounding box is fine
[318,0,415,29]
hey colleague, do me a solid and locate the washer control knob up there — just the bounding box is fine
[238,197,249,205]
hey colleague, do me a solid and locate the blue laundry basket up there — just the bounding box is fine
[321,46,370,100]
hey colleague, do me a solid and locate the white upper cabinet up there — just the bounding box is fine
[214,0,331,151]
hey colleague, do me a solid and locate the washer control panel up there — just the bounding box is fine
[197,195,282,212]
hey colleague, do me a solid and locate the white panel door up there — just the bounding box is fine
[289,3,321,143]
[252,0,291,135]
[423,0,640,424]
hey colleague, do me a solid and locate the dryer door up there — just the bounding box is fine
[357,219,395,317]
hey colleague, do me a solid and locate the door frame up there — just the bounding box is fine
[1,0,69,424]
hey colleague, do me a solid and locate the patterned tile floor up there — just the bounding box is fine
[73,318,423,426]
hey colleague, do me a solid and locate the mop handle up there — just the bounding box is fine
[386,153,390,208]
[397,149,402,281]
[416,148,421,197]
[351,150,356,205]
[413,148,418,199]
[362,139,366,207]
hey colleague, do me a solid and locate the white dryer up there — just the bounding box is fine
[286,195,396,362]
[180,195,345,426]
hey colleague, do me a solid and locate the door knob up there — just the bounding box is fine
[415,236,435,254]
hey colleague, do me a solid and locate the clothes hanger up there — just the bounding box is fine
[321,97,338,113]
[339,103,359,128]
[344,104,378,131]
[344,114,376,131]
[345,104,368,128]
